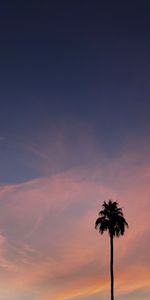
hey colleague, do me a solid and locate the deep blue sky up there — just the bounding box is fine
[0,1,150,182]
[0,4,150,300]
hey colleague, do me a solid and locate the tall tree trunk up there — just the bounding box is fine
[110,234,114,300]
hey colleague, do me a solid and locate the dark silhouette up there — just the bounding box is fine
[95,200,128,300]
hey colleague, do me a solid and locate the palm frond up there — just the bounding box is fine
[95,199,128,237]
[95,217,104,229]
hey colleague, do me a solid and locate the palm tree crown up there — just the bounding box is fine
[95,200,128,237]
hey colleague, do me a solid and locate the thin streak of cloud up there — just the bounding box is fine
[0,148,149,299]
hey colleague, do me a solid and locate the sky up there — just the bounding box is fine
[0,1,150,299]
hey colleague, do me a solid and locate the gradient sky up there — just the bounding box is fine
[0,1,150,300]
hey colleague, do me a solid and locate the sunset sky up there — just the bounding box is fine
[0,1,150,300]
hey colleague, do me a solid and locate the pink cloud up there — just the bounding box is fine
[0,148,149,299]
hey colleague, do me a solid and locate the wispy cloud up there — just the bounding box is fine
[0,146,149,299]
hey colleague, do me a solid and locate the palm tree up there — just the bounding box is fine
[95,199,128,300]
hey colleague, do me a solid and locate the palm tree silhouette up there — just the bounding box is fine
[95,200,128,300]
